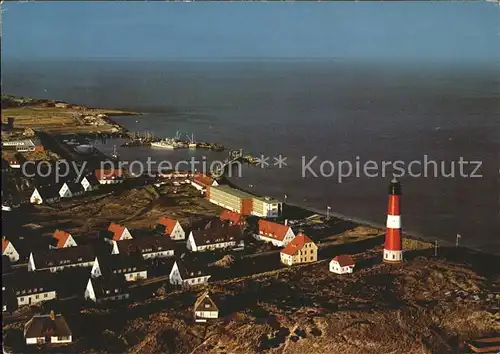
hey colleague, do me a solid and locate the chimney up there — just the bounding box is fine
[284,219,288,226]
[49,310,55,320]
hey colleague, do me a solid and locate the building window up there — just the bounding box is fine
[35,295,39,299]
[392,254,395,259]
[44,293,48,298]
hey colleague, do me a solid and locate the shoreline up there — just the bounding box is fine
[1,94,142,137]
[221,176,495,254]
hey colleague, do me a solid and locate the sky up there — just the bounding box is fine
[2,1,499,62]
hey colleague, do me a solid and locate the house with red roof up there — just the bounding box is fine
[158,217,185,240]
[106,223,132,242]
[190,173,219,194]
[49,230,77,249]
[280,233,317,266]
[219,210,246,228]
[2,237,19,262]
[255,219,295,247]
[95,169,123,185]
[329,255,355,274]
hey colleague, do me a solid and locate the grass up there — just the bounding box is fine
[6,253,496,354]
[3,183,222,248]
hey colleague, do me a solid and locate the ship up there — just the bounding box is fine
[187,133,197,149]
[151,139,178,149]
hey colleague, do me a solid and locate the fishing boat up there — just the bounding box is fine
[187,133,197,149]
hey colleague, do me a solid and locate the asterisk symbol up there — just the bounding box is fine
[255,154,269,169]
[273,154,287,168]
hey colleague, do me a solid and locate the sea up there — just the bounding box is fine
[2,59,499,253]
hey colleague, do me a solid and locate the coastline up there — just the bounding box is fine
[221,176,492,254]
[1,94,141,136]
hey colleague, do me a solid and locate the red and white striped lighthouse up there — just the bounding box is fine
[383,178,403,263]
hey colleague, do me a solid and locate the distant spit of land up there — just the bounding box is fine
[1,94,140,135]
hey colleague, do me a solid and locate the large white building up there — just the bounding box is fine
[206,185,281,218]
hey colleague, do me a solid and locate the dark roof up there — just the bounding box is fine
[3,270,56,295]
[191,225,243,246]
[89,275,128,299]
[29,162,77,186]
[116,236,174,256]
[24,313,72,338]
[66,181,84,194]
[194,291,218,312]
[204,218,228,230]
[32,245,95,270]
[2,255,13,274]
[175,258,210,280]
[34,184,61,200]
[97,254,147,274]
[332,255,355,267]
[1,159,10,171]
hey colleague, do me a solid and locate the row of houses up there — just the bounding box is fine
[2,138,44,153]
[30,169,123,204]
[21,288,220,346]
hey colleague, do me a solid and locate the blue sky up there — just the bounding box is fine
[2,1,499,61]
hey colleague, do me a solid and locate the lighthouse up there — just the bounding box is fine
[383,178,403,263]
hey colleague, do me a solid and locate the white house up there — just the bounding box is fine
[111,236,175,259]
[84,277,130,303]
[58,182,84,198]
[3,271,58,309]
[79,175,100,192]
[158,217,185,240]
[329,255,355,274]
[194,291,219,322]
[2,238,20,262]
[30,185,61,205]
[186,225,243,252]
[254,219,295,247]
[24,312,72,345]
[91,255,147,282]
[28,245,95,272]
[50,230,77,249]
[106,223,133,242]
[169,260,210,287]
